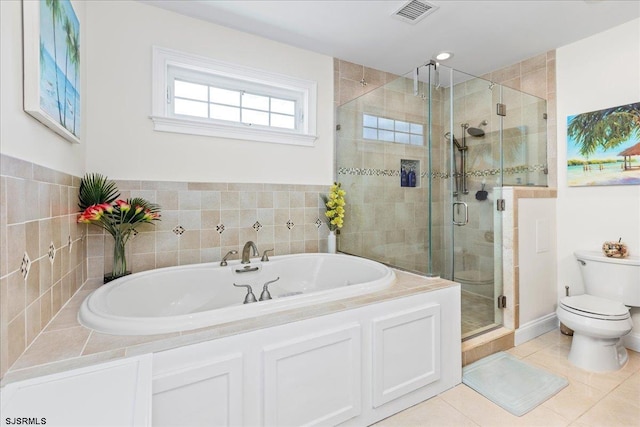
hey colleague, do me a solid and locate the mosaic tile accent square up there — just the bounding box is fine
[315,218,323,228]
[216,223,225,234]
[20,252,31,280]
[172,225,185,236]
[253,221,263,232]
[48,242,56,264]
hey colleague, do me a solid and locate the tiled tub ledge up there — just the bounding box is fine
[1,270,457,386]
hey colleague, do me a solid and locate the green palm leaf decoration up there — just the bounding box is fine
[568,103,640,158]
[122,197,161,224]
[78,173,119,210]
[127,197,161,214]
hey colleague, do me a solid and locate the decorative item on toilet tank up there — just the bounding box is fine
[602,239,629,258]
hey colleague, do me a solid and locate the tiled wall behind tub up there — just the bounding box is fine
[87,180,331,280]
[0,155,87,377]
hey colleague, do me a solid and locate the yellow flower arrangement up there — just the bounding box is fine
[322,182,346,231]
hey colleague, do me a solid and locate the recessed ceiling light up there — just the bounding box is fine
[435,52,453,61]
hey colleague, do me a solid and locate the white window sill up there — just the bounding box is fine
[150,116,317,147]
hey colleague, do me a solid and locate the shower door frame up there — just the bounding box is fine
[437,65,505,339]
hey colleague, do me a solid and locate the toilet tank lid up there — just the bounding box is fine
[574,250,640,266]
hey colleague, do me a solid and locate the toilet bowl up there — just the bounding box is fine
[557,294,632,372]
[556,250,639,372]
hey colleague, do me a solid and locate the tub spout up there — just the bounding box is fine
[241,241,259,264]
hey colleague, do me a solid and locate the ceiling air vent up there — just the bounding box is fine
[393,0,438,24]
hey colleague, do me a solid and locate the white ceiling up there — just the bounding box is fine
[142,0,640,77]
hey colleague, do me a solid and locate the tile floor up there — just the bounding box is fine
[461,291,496,337]
[374,329,640,426]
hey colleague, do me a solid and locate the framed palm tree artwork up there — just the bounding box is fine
[23,0,81,143]
[567,102,640,186]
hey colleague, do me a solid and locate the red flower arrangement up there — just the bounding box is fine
[77,174,161,281]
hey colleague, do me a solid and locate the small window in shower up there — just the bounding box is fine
[362,114,424,145]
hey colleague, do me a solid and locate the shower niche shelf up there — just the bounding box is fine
[401,159,420,188]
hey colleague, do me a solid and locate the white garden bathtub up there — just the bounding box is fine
[78,253,395,335]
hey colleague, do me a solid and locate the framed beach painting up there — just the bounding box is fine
[567,102,640,186]
[23,0,81,143]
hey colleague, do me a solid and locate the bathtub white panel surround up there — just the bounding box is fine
[0,355,152,427]
[153,353,243,426]
[263,324,362,426]
[151,286,460,427]
[3,271,459,427]
[84,1,334,184]
[372,304,441,407]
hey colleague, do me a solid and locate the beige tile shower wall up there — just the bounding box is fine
[334,59,433,273]
[483,50,557,187]
[0,155,86,377]
[334,59,398,108]
[86,181,330,280]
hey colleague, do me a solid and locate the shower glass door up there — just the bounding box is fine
[438,67,505,339]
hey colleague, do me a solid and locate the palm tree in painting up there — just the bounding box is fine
[39,41,46,73]
[567,103,640,157]
[45,0,65,125]
[62,16,74,129]
[69,30,80,135]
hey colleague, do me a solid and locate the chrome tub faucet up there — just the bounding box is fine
[241,241,259,264]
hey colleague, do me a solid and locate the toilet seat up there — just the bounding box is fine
[559,295,630,321]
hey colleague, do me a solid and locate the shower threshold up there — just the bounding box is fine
[462,323,502,342]
[462,327,515,366]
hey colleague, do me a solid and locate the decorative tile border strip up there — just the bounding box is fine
[338,165,547,179]
[337,167,400,177]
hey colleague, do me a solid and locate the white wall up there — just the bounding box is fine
[84,1,334,185]
[518,198,557,325]
[0,0,86,176]
[556,18,640,296]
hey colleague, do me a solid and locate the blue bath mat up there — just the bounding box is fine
[462,351,568,416]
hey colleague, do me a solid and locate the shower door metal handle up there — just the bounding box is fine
[452,201,468,226]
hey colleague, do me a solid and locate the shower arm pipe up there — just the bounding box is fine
[414,60,438,97]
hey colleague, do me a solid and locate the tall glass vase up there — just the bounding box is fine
[106,230,128,283]
[327,230,337,254]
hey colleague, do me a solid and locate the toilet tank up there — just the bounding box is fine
[574,250,640,306]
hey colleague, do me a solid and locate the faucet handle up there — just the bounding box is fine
[233,283,257,304]
[220,250,238,266]
[261,248,274,262]
[259,277,280,301]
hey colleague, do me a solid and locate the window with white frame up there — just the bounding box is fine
[151,47,318,146]
[362,114,424,145]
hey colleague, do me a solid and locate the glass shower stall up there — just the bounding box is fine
[336,63,547,340]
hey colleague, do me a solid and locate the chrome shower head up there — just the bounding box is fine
[467,127,485,137]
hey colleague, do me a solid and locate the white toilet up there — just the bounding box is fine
[556,250,640,372]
